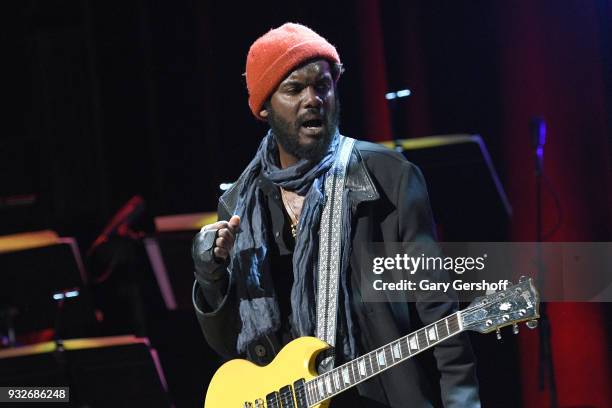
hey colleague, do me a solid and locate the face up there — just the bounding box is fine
[261,60,339,162]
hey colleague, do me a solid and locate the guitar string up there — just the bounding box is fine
[258,285,532,406]
[304,287,534,404]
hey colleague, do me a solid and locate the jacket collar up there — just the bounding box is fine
[219,140,379,216]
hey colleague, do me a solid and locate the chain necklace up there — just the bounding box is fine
[280,188,301,238]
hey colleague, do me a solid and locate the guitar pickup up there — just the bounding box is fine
[266,391,280,408]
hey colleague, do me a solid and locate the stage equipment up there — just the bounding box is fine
[144,212,217,311]
[0,335,172,407]
[88,195,146,256]
[381,135,511,241]
[0,231,93,342]
[530,116,558,408]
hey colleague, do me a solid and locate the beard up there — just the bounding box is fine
[267,96,340,163]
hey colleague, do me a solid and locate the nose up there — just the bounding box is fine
[302,85,323,109]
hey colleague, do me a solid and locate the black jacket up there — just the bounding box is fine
[193,140,480,407]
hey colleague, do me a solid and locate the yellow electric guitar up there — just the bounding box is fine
[204,278,540,407]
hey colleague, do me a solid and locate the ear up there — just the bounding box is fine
[259,108,269,119]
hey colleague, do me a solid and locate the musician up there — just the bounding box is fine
[192,23,480,407]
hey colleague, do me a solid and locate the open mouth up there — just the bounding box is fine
[300,118,324,131]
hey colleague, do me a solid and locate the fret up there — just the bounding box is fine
[445,316,451,335]
[428,325,437,342]
[317,379,325,400]
[437,320,449,339]
[368,351,380,375]
[385,345,393,365]
[341,366,350,385]
[417,329,428,349]
[324,374,332,394]
[392,341,402,360]
[448,313,460,334]
[358,358,366,376]
[377,349,387,367]
[306,382,313,405]
[351,360,358,383]
[333,372,339,393]
[333,370,341,391]
[408,334,419,352]
[368,352,376,374]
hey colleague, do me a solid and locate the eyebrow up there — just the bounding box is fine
[281,80,304,87]
[282,74,333,86]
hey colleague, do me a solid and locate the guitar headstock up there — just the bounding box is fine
[461,277,540,335]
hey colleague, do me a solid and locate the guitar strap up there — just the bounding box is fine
[315,135,355,370]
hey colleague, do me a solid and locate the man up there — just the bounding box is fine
[193,23,480,407]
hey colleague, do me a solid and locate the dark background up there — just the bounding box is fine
[2,1,611,407]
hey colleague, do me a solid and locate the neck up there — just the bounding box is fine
[277,142,299,169]
[304,312,463,405]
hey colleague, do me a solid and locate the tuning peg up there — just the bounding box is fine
[526,320,538,329]
[496,328,502,340]
[512,323,519,334]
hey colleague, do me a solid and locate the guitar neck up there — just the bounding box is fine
[304,311,464,406]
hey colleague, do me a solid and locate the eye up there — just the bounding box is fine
[283,84,302,95]
[316,80,332,93]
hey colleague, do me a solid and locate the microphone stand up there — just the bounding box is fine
[531,117,558,408]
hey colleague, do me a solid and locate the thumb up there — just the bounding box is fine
[229,215,241,229]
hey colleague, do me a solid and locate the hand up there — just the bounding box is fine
[200,215,240,261]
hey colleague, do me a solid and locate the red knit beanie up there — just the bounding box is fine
[245,23,341,120]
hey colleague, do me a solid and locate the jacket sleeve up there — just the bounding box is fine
[398,161,481,408]
[192,202,241,360]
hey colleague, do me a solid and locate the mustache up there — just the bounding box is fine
[296,110,327,127]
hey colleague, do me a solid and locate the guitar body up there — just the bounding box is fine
[205,336,331,408]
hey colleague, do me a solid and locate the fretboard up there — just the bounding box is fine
[303,312,463,406]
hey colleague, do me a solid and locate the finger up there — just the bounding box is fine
[228,215,241,230]
[215,236,227,249]
[217,227,235,242]
[201,221,230,232]
[213,246,228,260]
[217,233,234,250]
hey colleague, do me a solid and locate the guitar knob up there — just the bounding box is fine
[526,320,538,329]
[512,323,519,334]
[496,328,502,340]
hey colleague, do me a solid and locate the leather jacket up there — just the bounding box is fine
[192,139,481,407]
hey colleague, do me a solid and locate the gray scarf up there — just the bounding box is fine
[229,130,356,361]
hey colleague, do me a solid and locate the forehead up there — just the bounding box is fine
[282,60,332,83]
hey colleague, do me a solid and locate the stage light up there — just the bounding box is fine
[396,89,411,97]
[52,289,80,301]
